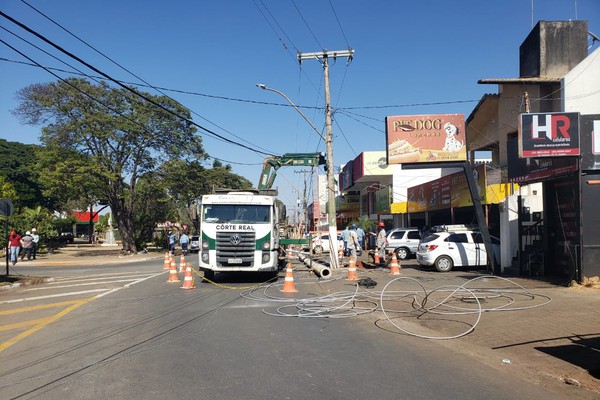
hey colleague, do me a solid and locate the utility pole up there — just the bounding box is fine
[295,170,311,233]
[298,49,354,268]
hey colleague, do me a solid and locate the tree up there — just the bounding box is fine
[13,78,204,253]
[0,139,47,209]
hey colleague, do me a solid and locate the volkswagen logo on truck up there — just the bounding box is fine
[230,234,241,245]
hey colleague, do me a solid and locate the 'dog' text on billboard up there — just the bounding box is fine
[385,114,467,164]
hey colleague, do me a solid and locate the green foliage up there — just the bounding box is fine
[13,78,205,252]
[352,216,377,233]
[0,139,47,209]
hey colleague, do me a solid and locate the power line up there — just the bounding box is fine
[16,0,275,155]
[0,11,274,157]
[291,0,323,49]
[328,0,350,48]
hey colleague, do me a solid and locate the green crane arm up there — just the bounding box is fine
[258,153,326,190]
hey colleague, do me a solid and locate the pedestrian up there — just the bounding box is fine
[31,228,39,259]
[346,224,360,259]
[168,231,176,255]
[20,231,35,261]
[372,222,387,262]
[355,224,365,256]
[8,231,22,265]
[341,225,350,256]
[179,232,190,255]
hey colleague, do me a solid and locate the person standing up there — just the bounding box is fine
[31,228,39,260]
[355,225,365,256]
[341,225,350,256]
[179,232,190,255]
[346,225,359,259]
[20,231,34,261]
[168,231,176,255]
[375,222,387,262]
[8,231,22,265]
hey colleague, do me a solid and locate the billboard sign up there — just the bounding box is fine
[385,114,466,164]
[579,114,600,170]
[518,112,580,157]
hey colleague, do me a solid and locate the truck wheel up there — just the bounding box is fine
[395,247,409,260]
[435,256,453,272]
[203,270,215,282]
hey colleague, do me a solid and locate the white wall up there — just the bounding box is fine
[563,46,600,114]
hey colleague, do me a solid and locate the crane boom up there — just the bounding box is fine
[258,153,326,190]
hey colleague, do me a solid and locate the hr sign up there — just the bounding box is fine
[519,112,580,157]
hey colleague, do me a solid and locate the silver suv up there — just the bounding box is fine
[386,228,422,260]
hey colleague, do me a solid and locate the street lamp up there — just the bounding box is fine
[256,84,326,142]
[257,83,339,269]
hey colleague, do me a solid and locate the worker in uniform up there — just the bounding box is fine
[375,222,387,262]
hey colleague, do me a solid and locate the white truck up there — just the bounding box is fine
[197,189,284,280]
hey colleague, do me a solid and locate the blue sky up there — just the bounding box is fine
[1,0,599,212]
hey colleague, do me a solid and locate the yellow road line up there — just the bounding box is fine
[0,299,82,315]
[0,296,95,353]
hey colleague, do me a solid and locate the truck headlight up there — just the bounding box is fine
[262,253,270,263]
[202,241,209,249]
[262,241,270,250]
[201,252,209,262]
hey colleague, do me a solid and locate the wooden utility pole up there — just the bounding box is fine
[298,49,354,268]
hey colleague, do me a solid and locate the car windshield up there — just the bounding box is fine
[203,204,271,224]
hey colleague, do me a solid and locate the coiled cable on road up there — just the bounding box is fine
[244,270,552,340]
[379,275,552,340]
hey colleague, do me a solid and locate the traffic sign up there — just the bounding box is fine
[0,199,13,217]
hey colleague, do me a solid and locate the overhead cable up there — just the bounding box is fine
[0,11,274,157]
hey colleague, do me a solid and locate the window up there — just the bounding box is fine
[407,231,421,240]
[446,233,468,243]
[390,231,405,239]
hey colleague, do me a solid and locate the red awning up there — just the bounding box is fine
[71,211,99,223]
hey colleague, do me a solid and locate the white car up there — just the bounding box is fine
[308,233,343,254]
[385,228,421,260]
[416,230,500,272]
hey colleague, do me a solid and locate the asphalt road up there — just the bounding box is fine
[0,259,579,399]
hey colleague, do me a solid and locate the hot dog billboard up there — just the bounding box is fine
[385,114,467,164]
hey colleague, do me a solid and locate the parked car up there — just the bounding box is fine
[308,233,343,254]
[189,235,200,253]
[416,228,500,272]
[385,228,421,260]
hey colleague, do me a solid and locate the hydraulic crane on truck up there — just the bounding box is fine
[258,152,326,190]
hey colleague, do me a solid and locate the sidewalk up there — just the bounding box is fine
[8,242,164,267]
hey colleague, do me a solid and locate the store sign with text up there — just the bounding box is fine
[385,114,466,164]
[518,112,580,157]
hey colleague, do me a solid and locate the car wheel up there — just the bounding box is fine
[203,270,215,282]
[395,247,409,260]
[435,256,453,272]
[313,245,323,255]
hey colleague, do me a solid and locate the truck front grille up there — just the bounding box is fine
[216,231,255,267]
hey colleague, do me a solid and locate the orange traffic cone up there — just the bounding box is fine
[346,256,359,281]
[163,252,170,270]
[179,253,186,273]
[168,259,180,282]
[389,253,401,275]
[374,248,380,264]
[338,243,344,261]
[180,263,196,289]
[280,263,298,293]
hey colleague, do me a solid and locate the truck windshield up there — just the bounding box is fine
[203,204,271,224]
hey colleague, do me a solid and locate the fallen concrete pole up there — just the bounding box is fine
[298,253,332,279]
